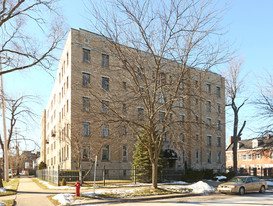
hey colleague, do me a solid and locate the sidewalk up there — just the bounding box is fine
[0,175,71,206]
[15,176,54,206]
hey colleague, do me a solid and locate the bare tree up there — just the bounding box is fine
[0,95,38,159]
[224,57,247,174]
[0,0,66,75]
[253,72,273,136]
[85,0,229,188]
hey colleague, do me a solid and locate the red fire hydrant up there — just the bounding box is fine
[75,181,81,197]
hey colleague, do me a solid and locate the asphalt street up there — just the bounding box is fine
[100,191,273,206]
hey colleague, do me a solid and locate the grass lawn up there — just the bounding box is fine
[0,178,19,196]
[2,199,15,206]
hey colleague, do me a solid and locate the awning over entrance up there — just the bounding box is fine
[164,149,178,160]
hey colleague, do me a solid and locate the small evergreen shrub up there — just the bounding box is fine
[61,178,67,186]
[38,161,47,170]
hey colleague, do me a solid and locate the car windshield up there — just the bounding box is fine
[229,177,246,183]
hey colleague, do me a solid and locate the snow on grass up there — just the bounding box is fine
[52,194,75,205]
[36,178,88,190]
[162,181,188,185]
[0,188,6,193]
[52,181,215,205]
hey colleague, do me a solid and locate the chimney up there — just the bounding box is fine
[230,136,234,144]
[267,134,271,139]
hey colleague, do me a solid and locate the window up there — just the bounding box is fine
[206,101,211,112]
[102,54,109,68]
[82,73,90,87]
[83,49,90,63]
[179,80,184,89]
[217,136,221,147]
[216,86,221,97]
[248,153,253,160]
[195,80,199,88]
[180,133,184,142]
[158,73,166,85]
[122,126,126,135]
[82,97,90,111]
[122,146,128,161]
[206,84,211,93]
[207,151,212,163]
[137,68,143,78]
[159,111,165,122]
[102,124,109,137]
[82,144,91,161]
[242,154,247,161]
[179,98,183,108]
[122,81,126,90]
[206,84,211,94]
[217,151,222,163]
[123,103,127,113]
[227,155,231,162]
[207,135,212,146]
[195,115,199,123]
[206,118,211,128]
[102,77,109,91]
[195,150,200,163]
[101,145,110,161]
[217,103,220,113]
[138,108,144,120]
[158,94,164,104]
[82,122,90,136]
[102,100,109,114]
[255,153,261,159]
[217,120,221,130]
[179,114,185,124]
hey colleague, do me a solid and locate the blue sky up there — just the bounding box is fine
[2,0,273,152]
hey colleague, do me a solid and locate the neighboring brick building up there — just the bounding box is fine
[40,28,226,172]
[226,135,273,175]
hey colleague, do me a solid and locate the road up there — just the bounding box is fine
[101,191,273,206]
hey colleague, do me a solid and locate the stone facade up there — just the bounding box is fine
[40,28,226,172]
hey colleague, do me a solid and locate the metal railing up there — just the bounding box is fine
[36,166,185,186]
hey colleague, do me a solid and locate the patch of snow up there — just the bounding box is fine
[215,176,227,182]
[162,181,188,185]
[266,181,273,186]
[0,188,6,193]
[52,193,74,205]
[52,180,216,205]
[36,179,88,190]
[186,181,216,194]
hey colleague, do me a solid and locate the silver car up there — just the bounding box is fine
[217,176,268,195]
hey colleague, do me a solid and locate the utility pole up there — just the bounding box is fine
[0,56,9,182]
[15,128,20,175]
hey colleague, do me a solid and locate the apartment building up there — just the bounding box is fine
[226,135,273,175]
[40,28,226,172]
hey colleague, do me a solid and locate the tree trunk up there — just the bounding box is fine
[0,173,3,187]
[151,161,158,189]
[232,109,238,174]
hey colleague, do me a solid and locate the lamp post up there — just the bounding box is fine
[0,56,9,182]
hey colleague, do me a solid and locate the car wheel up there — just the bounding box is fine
[259,185,265,193]
[239,187,245,195]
